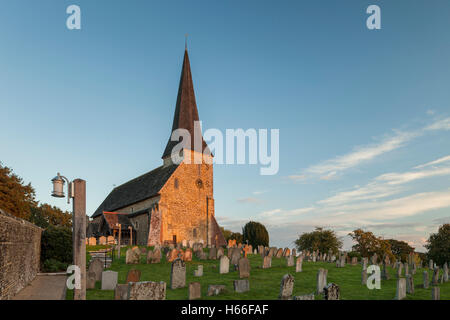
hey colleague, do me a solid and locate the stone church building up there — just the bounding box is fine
[89,49,226,247]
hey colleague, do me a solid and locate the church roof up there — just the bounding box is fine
[162,49,210,158]
[91,164,178,218]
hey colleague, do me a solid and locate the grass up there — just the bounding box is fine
[66,246,450,300]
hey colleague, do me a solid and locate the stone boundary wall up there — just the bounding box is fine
[0,209,42,300]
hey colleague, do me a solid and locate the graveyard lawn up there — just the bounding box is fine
[66,246,450,300]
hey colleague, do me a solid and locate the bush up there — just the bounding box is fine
[242,221,269,247]
[41,225,72,271]
[42,258,69,273]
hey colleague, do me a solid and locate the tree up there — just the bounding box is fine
[242,221,269,247]
[425,224,450,266]
[295,227,342,254]
[387,239,414,263]
[349,229,394,262]
[0,163,36,219]
[220,227,233,242]
[229,232,243,244]
[29,203,72,229]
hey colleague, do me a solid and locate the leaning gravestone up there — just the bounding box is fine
[323,283,340,300]
[88,259,104,282]
[128,281,166,300]
[238,258,251,278]
[262,256,272,269]
[296,256,303,272]
[406,275,414,294]
[423,271,429,289]
[395,278,406,300]
[316,268,328,294]
[220,256,230,274]
[114,284,128,300]
[188,282,201,300]
[170,258,186,289]
[279,274,294,300]
[234,279,250,293]
[101,271,118,290]
[126,269,141,283]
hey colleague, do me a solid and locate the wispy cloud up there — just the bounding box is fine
[237,197,264,204]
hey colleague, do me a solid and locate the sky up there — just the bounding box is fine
[1,1,449,252]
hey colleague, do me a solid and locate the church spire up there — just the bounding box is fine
[162,48,209,159]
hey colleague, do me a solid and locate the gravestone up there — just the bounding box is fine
[217,247,224,259]
[207,285,226,296]
[231,248,241,266]
[432,267,439,285]
[292,249,296,257]
[99,236,106,245]
[423,271,429,289]
[114,284,128,300]
[167,248,179,262]
[404,263,409,276]
[293,294,315,300]
[381,262,390,280]
[395,278,406,300]
[371,253,377,265]
[126,248,140,264]
[323,283,340,300]
[238,258,251,278]
[194,265,203,277]
[296,256,303,272]
[279,274,294,300]
[126,269,141,283]
[351,257,358,265]
[316,268,328,294]
[209,247,217,260]
[128,281,166,300]
[87,272,96,289]
[406,274,414,294]
[429,259,433,269]
[286,255,294,267]
[262,256,272,269]
[396,262,403,278]
[196,249,207,260]
[275,248,283,258]
[188,282,201,300]
[282,248,290,257]
[431,287,440,300]
[220,256,230,274]
[88,237,97,246]
[170,258,186,289]
[88,259,104,282]
[101,271,118,290]
[234,279,250,293]
[184,248,192,262]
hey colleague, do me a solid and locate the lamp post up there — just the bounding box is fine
[51,173,86,300]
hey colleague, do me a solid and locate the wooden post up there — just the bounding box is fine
[72,179,86,300]
[129,226,133,246]
[117,223,121,259]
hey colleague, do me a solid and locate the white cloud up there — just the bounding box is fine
[237,197,263,204]
[414,155,450,169]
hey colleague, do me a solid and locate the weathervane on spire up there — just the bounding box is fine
[185,33,189,50]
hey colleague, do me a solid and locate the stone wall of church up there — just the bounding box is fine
[128,213,150,246]
[0,210,42,300]
[159,150,214,245]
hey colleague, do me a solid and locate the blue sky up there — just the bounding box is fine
[1,1,449,251]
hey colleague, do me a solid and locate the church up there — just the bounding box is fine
[88,48,226,247]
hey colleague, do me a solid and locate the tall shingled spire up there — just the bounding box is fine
[162,49,209,158]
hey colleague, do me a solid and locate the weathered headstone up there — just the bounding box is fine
[395,278,406,300]
[396,262,403,278]
[88,259,104,282]
[295,256,303,272]
[170,258,186,289]
[423,271,429,289]
[99,236,106,245]
[188,282,201,300]
[351,257,358,265]
[87,271,96,289]
[234,279,250,293]
[219,256,230,274]
[406,274,414,294]
[432,267,439,285]
[286,255,294,267]
[207,285,226,296]
[101,271,118,290]
[293,294,315,300]
[275,248,283,258]
[279,274,294,300]
[316,268,328,294]
[126,247,140,264]
[431,287,440,300]
[262,256,272,269]
[194,265,203,277]
[114,284,128,300]
[184,248,192,262]
[404,263,409,276]
[429,259,433,269]
[209,247,217,260]
[231,248,241,266]
[323,283,340,300]
[126,269,141,283]
[238,258,250,278]
[128,281,166,300]
[217,247,224,259]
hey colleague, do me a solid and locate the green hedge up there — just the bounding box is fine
[41,225,72,272]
